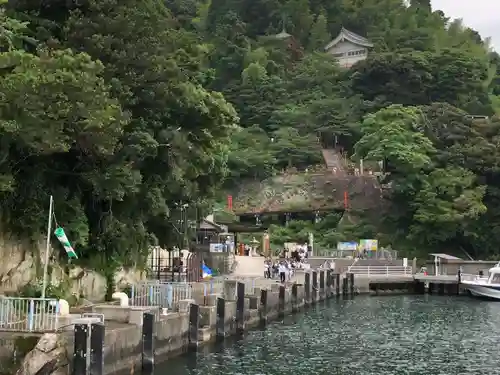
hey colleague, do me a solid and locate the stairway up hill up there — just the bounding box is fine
[321,149,346,174]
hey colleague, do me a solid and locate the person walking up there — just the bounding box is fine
[278,262,286,283]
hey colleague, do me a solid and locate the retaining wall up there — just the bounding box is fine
[97,272,351,374]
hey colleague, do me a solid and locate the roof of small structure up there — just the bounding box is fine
[429,253,462,260]
[324,27,373,50]
[274,28,292,40]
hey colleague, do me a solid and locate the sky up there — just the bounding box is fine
[431,0,500,51]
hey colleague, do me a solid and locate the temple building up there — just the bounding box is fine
[324,27,373,67]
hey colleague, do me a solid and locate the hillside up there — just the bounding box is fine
[232,172,382,214]
[0,0,499,279]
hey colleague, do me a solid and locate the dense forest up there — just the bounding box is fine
[1,0,500,273]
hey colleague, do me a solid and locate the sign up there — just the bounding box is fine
[359,239,378,251]
[209,243,224,252]
[403,258,408,268]
[227,195,233,210]
[337,242,358,251]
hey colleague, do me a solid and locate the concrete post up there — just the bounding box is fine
[73,324,89,375]
[141,312,154,374]
[216,297,225,339]
[304,272,311,305]
[90,323,105,375]
[259,289,268,325]
[236,282,245,332]
[188,304,200,349]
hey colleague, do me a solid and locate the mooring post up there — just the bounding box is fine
[90,323,105,375]
[141,312,155,374]
[291,283,298,312]
[278,285,285,317]
[259,289,268,326]
[216,297,226,339]
[335,273,340,296]
[304,272,311,305]
[189,303,200,349]
[349,272,355,296]
[312,271,318,302]
[236,282,245,332]
[342,276,348,296]
[326,270,332,297]
[73,323,89,375]
[319,270,325,299]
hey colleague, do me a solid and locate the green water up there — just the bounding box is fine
[158,295,500,375]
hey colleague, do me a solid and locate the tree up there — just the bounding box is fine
[307,11,330,50]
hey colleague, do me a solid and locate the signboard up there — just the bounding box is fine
[209,243,225,252]
[359,239,378,251]
[337,242,358,251]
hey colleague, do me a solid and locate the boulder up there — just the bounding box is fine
[15,334,69,375]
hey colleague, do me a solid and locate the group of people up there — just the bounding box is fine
[264,258,308,282]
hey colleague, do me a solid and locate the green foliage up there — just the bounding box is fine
[3,0,500,267]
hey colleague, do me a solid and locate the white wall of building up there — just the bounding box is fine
[325,40,368,67]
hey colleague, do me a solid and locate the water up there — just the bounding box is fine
[157,295,500,375]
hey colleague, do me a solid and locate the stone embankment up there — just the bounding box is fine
[17,271,355,375]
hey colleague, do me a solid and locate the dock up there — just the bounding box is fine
[365,273,466,295]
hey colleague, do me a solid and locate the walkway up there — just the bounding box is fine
[321,149,346,175]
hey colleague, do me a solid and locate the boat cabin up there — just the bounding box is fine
[487,264,500,283]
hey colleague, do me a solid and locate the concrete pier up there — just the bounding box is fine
[32,273,353,375]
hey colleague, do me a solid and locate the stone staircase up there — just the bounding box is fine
[321,149,346,174]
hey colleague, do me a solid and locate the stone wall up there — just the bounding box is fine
[0,232,145,301]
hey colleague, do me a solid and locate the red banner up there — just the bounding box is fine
[227,195,233,210]
[344,191,348,210]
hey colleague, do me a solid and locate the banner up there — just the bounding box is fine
[227,195,233,210]
[337,242,358,251]
[54,227,78,259]
[359,239,378,251]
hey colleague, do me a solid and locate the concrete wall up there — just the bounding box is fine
[52,274,343,375]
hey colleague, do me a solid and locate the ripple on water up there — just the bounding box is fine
[159,295,500,375]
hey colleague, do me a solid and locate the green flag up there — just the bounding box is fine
[54,227,78,259]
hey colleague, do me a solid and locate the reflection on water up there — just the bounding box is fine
[159,295,500,375]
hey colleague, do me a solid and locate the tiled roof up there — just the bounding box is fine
[324,27,374,50]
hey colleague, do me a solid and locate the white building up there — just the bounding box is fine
[324,27,373,67]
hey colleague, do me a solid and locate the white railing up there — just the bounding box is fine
[347,265,413,276]
[130,281,193,309]
[0,297,60,332]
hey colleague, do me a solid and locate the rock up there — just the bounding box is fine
[35,334,58,353]
[0,231,145,300]
[15,334,69,375]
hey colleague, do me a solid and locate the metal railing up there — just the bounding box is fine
[130,281,192,309]
[199,277,225,296]
[0,297,60,332]
[347,265,413,276]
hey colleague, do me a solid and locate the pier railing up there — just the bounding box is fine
[130,281,192,309]
[0,297,60,332]
[347,265,413,276]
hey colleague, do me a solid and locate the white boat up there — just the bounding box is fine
[461,262,500,300]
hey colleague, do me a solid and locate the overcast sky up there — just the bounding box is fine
[432,0,500,51]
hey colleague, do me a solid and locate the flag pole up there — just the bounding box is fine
[41,195,53,299]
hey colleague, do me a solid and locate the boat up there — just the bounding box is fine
[461,262,500,300]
